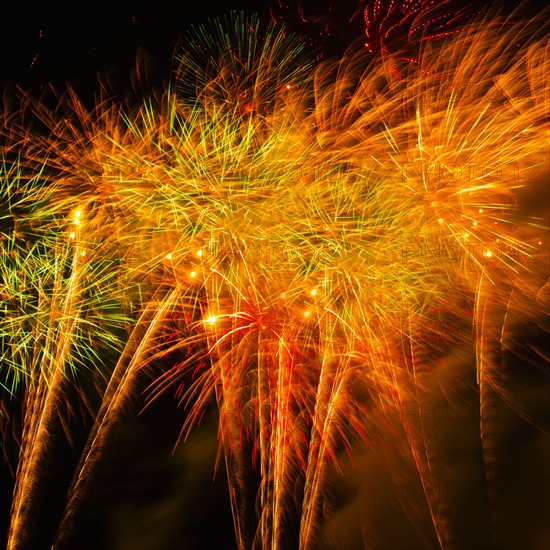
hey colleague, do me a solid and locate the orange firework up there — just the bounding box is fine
[0,5,548,550]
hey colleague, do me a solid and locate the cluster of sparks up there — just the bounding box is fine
[362,0,474,53]
[1,4,549,549]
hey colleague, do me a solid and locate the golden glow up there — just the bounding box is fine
[2,9,548,550]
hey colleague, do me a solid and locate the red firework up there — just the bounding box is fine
[362,0,475,54]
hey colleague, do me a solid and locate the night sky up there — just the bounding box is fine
[0,2,354,98]
[0,1,544,94]
[0,1,548,549]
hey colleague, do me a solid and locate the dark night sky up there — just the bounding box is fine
[0,3,260,94]
[0,2,355,97]
[0,1,544,94]
[0,1,545,95]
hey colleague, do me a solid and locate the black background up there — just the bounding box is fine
[0,1,544,94]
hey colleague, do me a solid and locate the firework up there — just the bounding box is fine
[362,0,474,53]
[1,4,548,549]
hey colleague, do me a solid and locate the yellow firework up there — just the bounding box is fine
[0,5,548,550]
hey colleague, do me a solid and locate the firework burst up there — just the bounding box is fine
[0,4,548,549]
